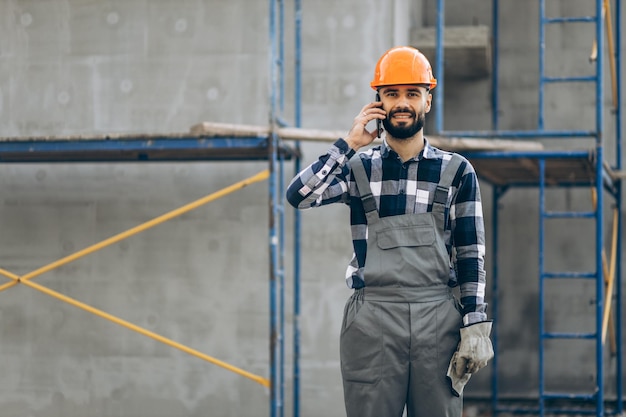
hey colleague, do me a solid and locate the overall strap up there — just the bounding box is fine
[432,154,464,211]
[349,155,380,224]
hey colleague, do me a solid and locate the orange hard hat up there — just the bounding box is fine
[370,46,437,90]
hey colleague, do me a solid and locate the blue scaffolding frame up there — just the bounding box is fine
[434,1,623,416]
[0,1,303,417]
[2,1,622,416]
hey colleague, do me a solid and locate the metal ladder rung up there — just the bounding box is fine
[542,392,596,401]
[545,408,597,415]
[543,211,595,219]
[542,331,596,339]
[496,404,601,414]
[494,405,539,415]
[544,16,597,24]
[542,75,598,83]
[543,271,596,279]
[495,405,597,415]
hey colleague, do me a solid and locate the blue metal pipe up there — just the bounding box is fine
[541,332,596,339]
[269,136,281,417]
[543,211,596,219]
[543,272,596,279]
[541,75,597,83]
[268,1,279,416]
[491,0,499,130]
[542,392,597,400]
[279,156,285,417]
[545,16,596,23]
[279,0,285,114]
[293,0,302,415]
[277,5,286,415]
[538,0,546,131]
[614,0,623,411]
[434,0,444,133]
[538,159,546,417]
[491,185,504,416]
[593,1,605,415]
[495,407,598,415]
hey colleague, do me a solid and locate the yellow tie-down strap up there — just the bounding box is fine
[0,169,271,388]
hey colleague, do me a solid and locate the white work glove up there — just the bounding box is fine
[446,321,494,396]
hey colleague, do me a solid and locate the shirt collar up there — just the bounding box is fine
[381,137,438,161]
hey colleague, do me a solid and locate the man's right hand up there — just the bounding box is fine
[345,101,386,152]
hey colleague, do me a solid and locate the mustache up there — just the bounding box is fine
[388,108,416,118]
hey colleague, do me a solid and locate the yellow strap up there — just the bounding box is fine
[0,268,19,292]
[20,169,269,282]
[0,169,272,387]
[20,278,270,387]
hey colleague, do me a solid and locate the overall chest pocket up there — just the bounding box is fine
[365,215,450,286]
[376,225,435,249]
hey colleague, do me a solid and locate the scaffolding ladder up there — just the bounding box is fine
[432,0,623,416]
[535,2,616,416]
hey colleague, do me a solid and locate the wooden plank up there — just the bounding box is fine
[190,122,544,152]
[0,122,543,153]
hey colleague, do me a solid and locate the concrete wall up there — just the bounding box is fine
[0,1,623,416]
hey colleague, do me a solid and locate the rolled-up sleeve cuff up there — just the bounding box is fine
[463,312,488,326]
[334,138,356,159]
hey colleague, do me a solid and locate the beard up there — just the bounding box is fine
[382,109,425,140]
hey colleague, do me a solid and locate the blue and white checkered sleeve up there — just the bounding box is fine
[286,139,355,209]
[450,160,488,325]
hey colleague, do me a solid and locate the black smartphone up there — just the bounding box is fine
[375,93,383,138]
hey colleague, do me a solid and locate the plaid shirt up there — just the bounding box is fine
[286,138,487,324]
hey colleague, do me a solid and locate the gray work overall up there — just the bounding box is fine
[340,155,464,417]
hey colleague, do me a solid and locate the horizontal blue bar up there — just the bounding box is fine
[494,407,540,415]
[543,211,596,218]
[439,130,596,138]
[463,150,592,159]
[495,404,625,415]
[542,332,596,339]
[495,406,598,415]
[488,181,600,189]
[543,272,596,279]
[542,392,597,401]
[0,135,298,162]
[0,136,268,152]
[544,16,597,23]
[495,404,621,417]
[542,75,597,83]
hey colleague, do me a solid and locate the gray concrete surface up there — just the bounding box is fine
[0,0,624,416]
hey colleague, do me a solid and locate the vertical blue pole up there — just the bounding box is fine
[293,0,302,416]
[277,4,285,415]
[594,1,604,416]
[538,159,545,417]
[490,4,499,414]
[491,186,502,416]
[279,0,285,113]
[615,1,623,414]
[538,0,545,130]
[434,0,444,133]
[268,1,279,417]
[491,0,499,130]
[279,153,285,417]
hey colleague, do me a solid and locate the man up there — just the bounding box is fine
[286,46,493,417]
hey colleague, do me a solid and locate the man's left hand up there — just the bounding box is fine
[454,321,494,376]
